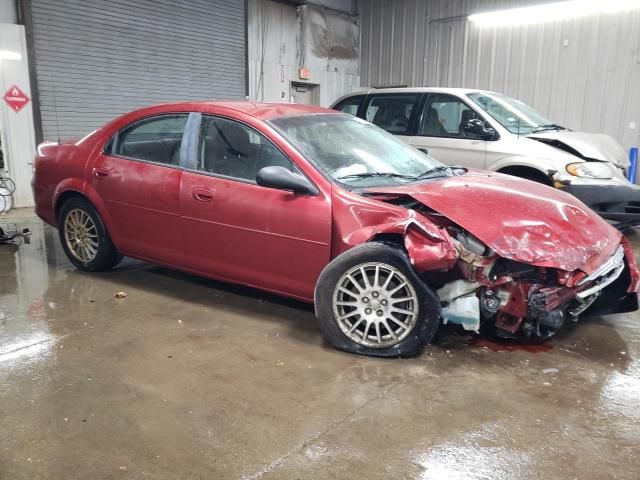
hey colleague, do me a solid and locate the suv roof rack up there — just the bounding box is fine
[371,84,409,89]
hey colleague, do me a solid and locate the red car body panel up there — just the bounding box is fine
[180,170,331,299]
[32,101,639,326]
[362,169,622,275]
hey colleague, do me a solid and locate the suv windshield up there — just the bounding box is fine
[467,92,564,134]
[269,114,446,188]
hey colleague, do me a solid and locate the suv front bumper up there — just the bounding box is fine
[563,183,640,228]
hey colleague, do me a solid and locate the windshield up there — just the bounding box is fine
[269,114,446,188]
[467,92,561,134]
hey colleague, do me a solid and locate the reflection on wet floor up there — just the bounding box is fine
[1,216,639,479]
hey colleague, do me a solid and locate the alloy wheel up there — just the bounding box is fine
[332,262,419,348]
[64,208,99,263]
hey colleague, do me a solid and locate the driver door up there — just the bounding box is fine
[180,115,331,300]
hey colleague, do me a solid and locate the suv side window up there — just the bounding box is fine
[197,115,299,182]
[333,95,364,116]
[112,114,188,165]
[419,94,482,139]
[365,94,420,135]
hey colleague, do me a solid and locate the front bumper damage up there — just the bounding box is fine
[436,236,639,339]
[563,183,640,228]
[337,185,639,342]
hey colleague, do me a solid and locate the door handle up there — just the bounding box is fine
[417,148,429,155]
[93,167,110,178]
[192,188,215,202]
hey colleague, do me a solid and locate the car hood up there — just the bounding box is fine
[526,130,629,168]
[364,170,621,274]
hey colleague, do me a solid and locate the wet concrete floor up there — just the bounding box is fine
[1,211,639,479]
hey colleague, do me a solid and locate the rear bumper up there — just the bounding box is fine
[563,184,640,227]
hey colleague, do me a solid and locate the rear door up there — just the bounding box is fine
[405,93,487,168]
[180,114,331,299]
[90,114,188,265]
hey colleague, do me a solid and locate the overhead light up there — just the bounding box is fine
[468,0,640,27]
[0,50,21,60]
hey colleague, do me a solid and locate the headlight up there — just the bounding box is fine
[566,162,613,179]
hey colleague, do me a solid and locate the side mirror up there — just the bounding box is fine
[464,118,497,140]
[256,166,317,195]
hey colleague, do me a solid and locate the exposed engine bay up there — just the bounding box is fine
[436,229,636,340]
[358,192,640,341]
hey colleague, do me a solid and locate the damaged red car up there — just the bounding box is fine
[33,102,639,357]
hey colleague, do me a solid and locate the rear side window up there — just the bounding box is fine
[364,94,419,135]
[333,95,364,116]
[111,114,188,165]
[197,115,298,182]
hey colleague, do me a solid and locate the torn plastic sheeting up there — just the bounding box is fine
[441,295,480,332]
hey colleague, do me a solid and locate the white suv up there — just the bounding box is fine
[332,87,640,227]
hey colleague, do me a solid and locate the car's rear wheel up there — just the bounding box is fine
[315,242,440,357]
[58,196,122,271]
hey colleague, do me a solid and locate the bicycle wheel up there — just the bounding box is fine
[0,176,15,195]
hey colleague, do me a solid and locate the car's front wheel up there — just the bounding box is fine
[58,196,122,271]
[315,242,441,357]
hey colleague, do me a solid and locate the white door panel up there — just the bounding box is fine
[403,136,486,168]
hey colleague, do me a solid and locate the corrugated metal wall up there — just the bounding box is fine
[359,0,640,150]
[29,0,246,140]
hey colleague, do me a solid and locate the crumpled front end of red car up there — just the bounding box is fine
[334,183,639,341]
[431,231,639,340]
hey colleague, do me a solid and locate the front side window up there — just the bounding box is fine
[197,116,297,182]
[364,94,419,135]
[468,92,559,134]
[113,114,188,165]
[270,113,447,188]
[333,96,364,116]
[419,94,481,138]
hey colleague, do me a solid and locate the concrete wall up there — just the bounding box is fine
[248,0,359,106]
[0,23,36,208]
[359,0,640,151]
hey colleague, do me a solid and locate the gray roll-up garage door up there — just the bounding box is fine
[28,0,246,140]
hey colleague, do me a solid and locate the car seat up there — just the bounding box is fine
[423,107,448,136]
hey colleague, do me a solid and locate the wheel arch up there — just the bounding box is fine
[53,182,119,247]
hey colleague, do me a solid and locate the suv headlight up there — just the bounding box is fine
[566,162,613,179]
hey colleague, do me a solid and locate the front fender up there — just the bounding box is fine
[332,189,459,272]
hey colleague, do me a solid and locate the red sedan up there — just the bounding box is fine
[33,102,639,357]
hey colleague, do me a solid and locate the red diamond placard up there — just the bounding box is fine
[4,85,30,113]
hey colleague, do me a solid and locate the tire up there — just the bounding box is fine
[314,242,441,358]
[58,196,122,271]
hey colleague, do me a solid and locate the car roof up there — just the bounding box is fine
[135,100,336,121]
[333,87,499,104]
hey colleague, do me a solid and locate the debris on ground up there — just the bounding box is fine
[0,225,31,245]
[543,368,559,374]
[113,292,128,299]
